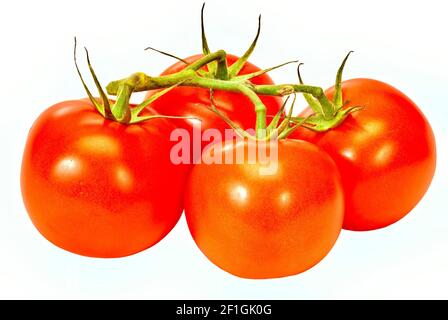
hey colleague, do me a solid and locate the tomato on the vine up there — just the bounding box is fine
[21,99,190,257]
[146,54,283,142]
[291,78,436,231]
[184,139,344,279]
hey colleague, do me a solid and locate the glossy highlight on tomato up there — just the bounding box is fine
[21,99,190,257]
[292,78,436,231]
[184,139,344,279]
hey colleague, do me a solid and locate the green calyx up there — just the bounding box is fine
[207,91,308,141]
[290,52,363,132]
[105,49,361,138]
[74,38,187,125]
[104,6,301,137]
[199,3,295,83]
[80,4,364,136]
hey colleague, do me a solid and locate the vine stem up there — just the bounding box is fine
[254,84,335,120]
[106,52,334,134]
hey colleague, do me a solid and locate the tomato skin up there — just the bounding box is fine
[291,78,436,231]
[21,100,190,257]
[184,139,344,279]
[146,54,283,142]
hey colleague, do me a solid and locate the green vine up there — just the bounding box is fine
[75,5,362,139]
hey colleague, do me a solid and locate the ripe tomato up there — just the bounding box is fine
[184,139,344,279]
[21,99,189,257]
[291,78,436,231]
[146,54,283,140]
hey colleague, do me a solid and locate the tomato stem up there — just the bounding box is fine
[297,63,325,116]
[106,58,343,134]
[200,3,229,80]
[75,3,365,134]
[334,51,354,109]
[74,39,198,125]
[234,60,298,82]
[201,2,216,76]
[209,89,254,139]
[291,105,364,132]
[215,54,230,80]
[254,84,335,119]
[267,96,289,132]
[112,83,132,123]
[184,50,227,72]
[228,14,262,78]
[144,46,189,64]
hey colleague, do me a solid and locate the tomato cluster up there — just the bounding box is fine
[21,14,436,279]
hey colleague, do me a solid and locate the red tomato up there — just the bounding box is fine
[184,139,344,279]
[291,78,436,231]
[21,99,190,257]
[146,54,283,141]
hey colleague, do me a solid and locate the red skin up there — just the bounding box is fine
[21,100,190,257]
[291,78,436,231]
[146,54,283,144]
[184,139,344,279]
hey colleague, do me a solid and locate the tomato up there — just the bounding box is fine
[184,139,344,279]
[21,99,189,257]
[291,78,436,231]
[146,54,283,144]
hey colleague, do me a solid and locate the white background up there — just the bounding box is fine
[1,0,447,299]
